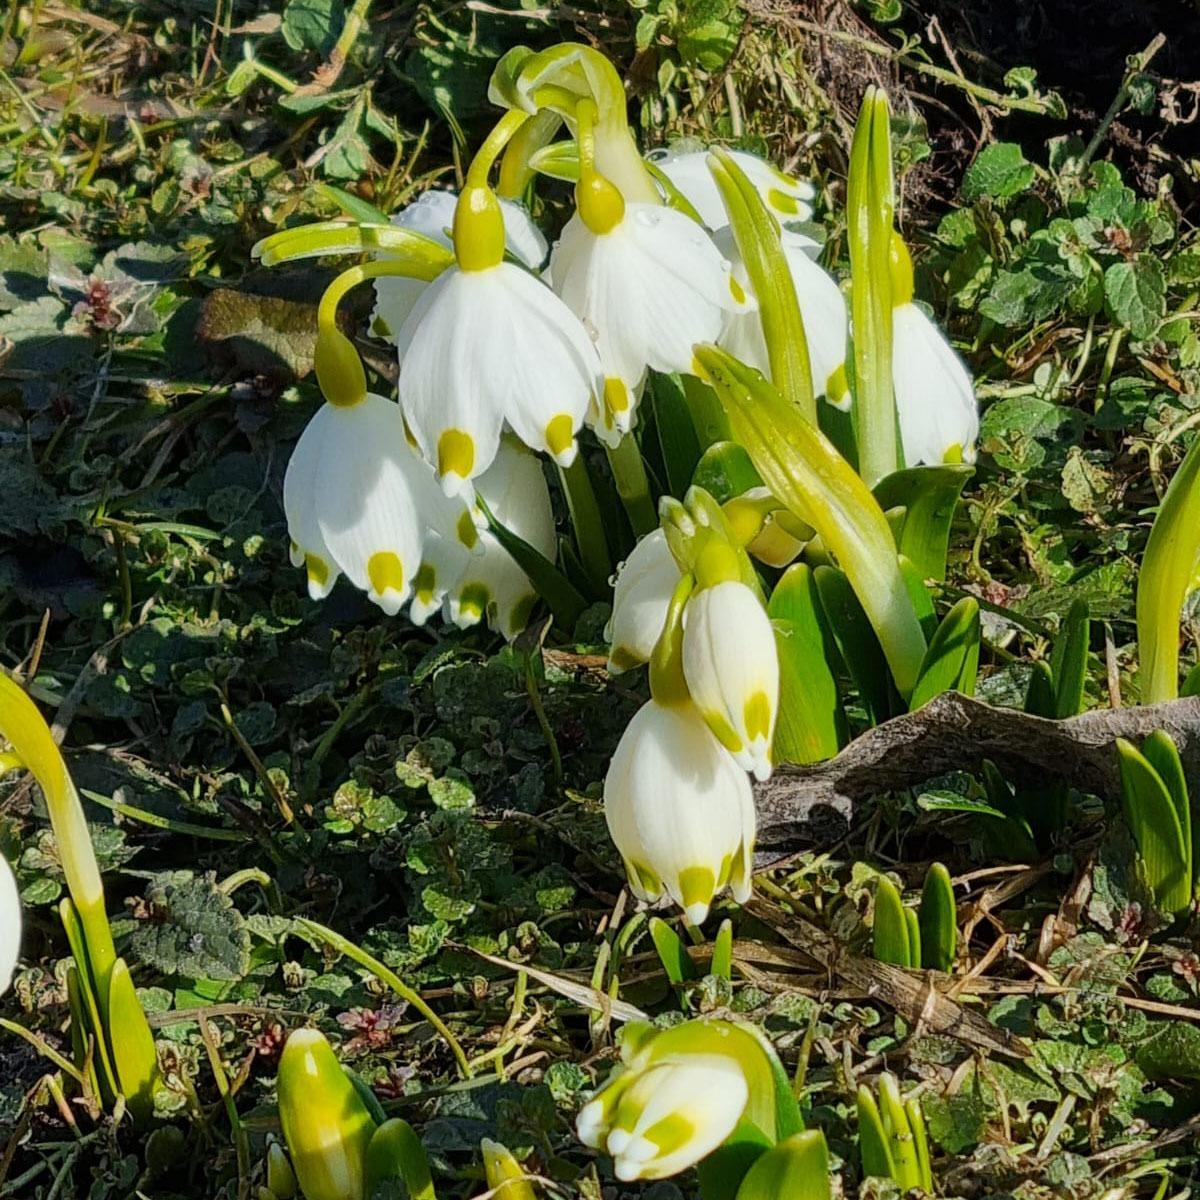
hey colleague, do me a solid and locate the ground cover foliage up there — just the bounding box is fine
[2,1,1200,1197]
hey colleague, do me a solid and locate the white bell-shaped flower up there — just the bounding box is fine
[0,855,19,995]
[894,302,978,467]
[577,1052,750,1182]
[648,146,815,231]
[682,581,779,781]
[890,233,978,467]
[396,258,602,495]
[283,393,477,615]
[604,699,755,925]
[372,189,547,339]
[445,439,556,640]
[549,199,741,444]
[717,228,849,407]
[605,529,682,673]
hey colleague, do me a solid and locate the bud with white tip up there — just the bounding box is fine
[0,854,19,995]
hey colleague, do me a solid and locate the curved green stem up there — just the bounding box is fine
[649,574,696,706]
[465,108,533,189]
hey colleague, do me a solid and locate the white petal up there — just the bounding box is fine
[0,855,20,995]
[604,701,754,922]
[682,582,779,780]
[282,404,341,601]
[648,146,815,230]
[893,303,979,467]
[606,529,682,673]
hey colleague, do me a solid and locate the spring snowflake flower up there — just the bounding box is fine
[283,392,478,616]
[648,146,815,231]
[445,438,556,640]
[604,699,755,925]
[372,188,547,338]
[605,529,682,673]
[717,228,849,407]
[0,855,19,995]
[890,235,978,466]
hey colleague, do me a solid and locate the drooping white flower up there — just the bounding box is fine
[445,439,556,640]
[682,581,779,781]
[893,302,979,467]
[647,146,815,231]
[283,393,478,615]
[396,261,602,494]
[577,1053,750,1182]
[604,699,755,925]
[605,529,682,673]
[717,228,850,407]
[0,855,20,995]
[372,190,547,339]
[549,203,741,444]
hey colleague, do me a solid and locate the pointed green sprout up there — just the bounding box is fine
[1117,732,1192,915]
[0,673,163,1117]
[857,1074,933,1192]
[734,1131,832,1200]
[1137,434,1200,703]
[847,86,898,487]
[649,915,698,985]
[872,874,915,968]
[367,1120,437,1200]
[707,148,816,424]
[695,345,927,697]
[918,863,958,973]
[266,1140,299,1200]
[481,1139,536,1200]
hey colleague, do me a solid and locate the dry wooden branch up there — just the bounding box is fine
[754,693,1200,853]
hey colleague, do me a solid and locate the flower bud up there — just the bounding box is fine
[604,700,755,925]
[605,529,682,673]
[277,1029,376,1200]
[481,1138,537,1199]
[682,581,779,781]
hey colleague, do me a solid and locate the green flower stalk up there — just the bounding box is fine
[277,1029,377,1200]
[1137,434,1200,703]
[848,86,898,487]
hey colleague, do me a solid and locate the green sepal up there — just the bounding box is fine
[712,919,734,982]
[708,149,816,423]
[106,957,163,1122]
[650,373,704,498]
[1024,659,1056,718]
[475,495,587,632]
[856,1085,898,1180]
[814,566,896,726]
[918,862,957,972]
[1142,731,1191,890]
[692,441,763,504]
[908,597,981,711]
[873,464,973,582]
[1050,598,1091,718]
[649,916,697,985]
[313,182,390,225]
[526,139,581,182]
[696,345,926,697]
[1117,737,1191,915]
[1137,434,1200,702]
[733,1130,832,1200]
[365,1119,436,1200]
[769,565,847,763]
[872,875,913,968]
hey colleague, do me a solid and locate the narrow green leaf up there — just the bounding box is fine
[1182,663,1200,697]
[347,1069,389,1126]
[708,150,816,423]
[1138,434,1200,702]
[1050,598,1090,718]
[904,907,922,972]
[649,916,697,985]
[527,139,581,182]
[107,958,162,1122]
[856,1085,898,1181]
[313,182,390,225]
[475,495,587,632]
[1117,738,1190,914]
[769,565,847,763]
[366,1119,436,1200]
[878,1074,922,1190]
[696,346,926,696]
[711,919,734,982]
[814,566,896,725]
[650,373,704,498]
[65,965,102,1102]
[905,1096,934,1192]
[873,464,974,582]
[734,1130,832,1200]
[1024,659,1056,718]
[682,375,733,448]
[697,1122,774,1200]
[557,457,613,598]
[251,222,453,270]
[909,597,981,711]
[919,862,957,972]
[872,875,912,968]
[1142,731,1191,890]
[899,554,938,643]
[59,899,119,1103]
